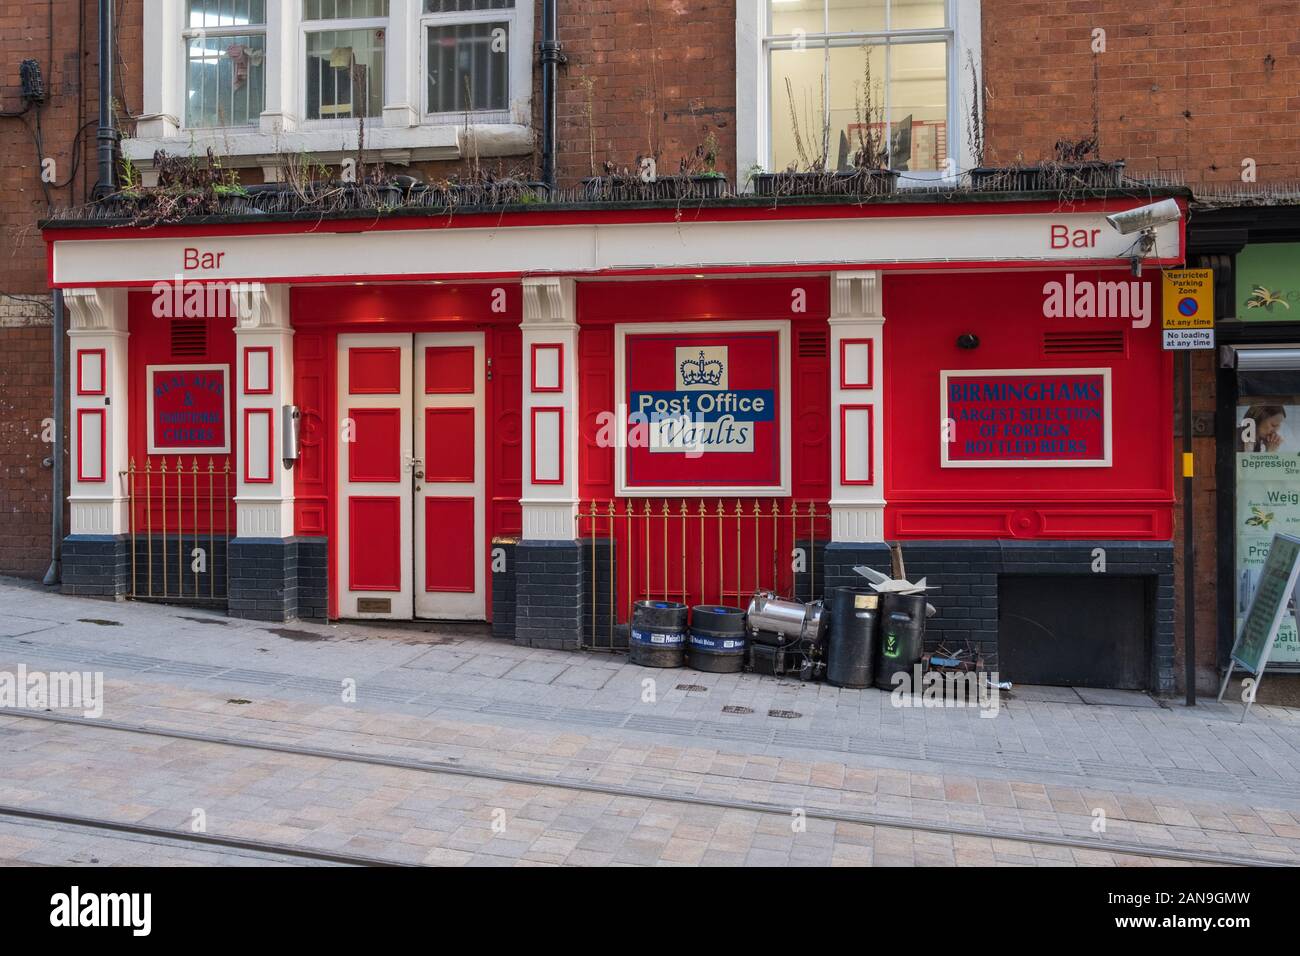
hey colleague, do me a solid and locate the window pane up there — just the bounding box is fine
[302,0,389,20]
[769,0,824,36]
[827,0,885,33]
[769,43,829,171]
[828,43,887,169]
[889,0,945,30]
[887,41,947,170]
[424,0,514,12]
[305,29,386,119]
[426,22,510,113]
[186,33,265,127]
[188,0,266,29]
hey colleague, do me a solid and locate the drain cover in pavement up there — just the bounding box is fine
[767,709,802,719]
[721,705,754,715]
[675,684,708,693]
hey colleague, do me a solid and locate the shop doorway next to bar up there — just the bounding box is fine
[336,332,486,621]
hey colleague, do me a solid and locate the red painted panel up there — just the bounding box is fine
[425,345,475,394]
[883,270,1174,540]
[242,408,274,483]
[530,343,564,392]
[125,292,235,537]
[348,497,402,591]
[348,407,402,482]
[578,277,830,325]
[424,407,475,482]
[242,346,274,394]
[839,338,873,389]
[77,349,106,395]
[348,347,401,394]
[488,324,523,548]
[839,404,873,486]
[791,322,831,501]
[76,409,105,482]
[578,326,616,497]
[424,497,475,592]
[531,407,565,485]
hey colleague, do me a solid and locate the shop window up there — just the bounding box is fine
[1234,398,1300,666]
[184,0,268,128]
[423,0,517,119]
[303,1,388,121]
[740,1,980,184]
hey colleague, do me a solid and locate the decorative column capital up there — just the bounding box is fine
[830,270,882,320]
[64,287,128,333]
[233,283,290,332]
[521,276,576,327]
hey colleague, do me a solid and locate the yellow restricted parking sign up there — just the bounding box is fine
[1162,269,1214,329]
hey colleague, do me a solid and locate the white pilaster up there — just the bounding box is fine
[383,0,421,128]
[232,284,295,538]
[520,277,579,541]
[829,271,887,543]
[66,288,130,535]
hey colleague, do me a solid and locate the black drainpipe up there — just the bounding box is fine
[539,0,563,188]
[93,0,117,197]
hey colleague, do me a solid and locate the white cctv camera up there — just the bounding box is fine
[1105,198,1182,235]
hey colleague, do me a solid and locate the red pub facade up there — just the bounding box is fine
[45,190,1183,692]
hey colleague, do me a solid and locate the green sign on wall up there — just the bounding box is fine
[1238,243,1300,319]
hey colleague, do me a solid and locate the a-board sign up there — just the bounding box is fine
[1232,532,1300,675]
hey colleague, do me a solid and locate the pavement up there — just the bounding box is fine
[0,576,1298,867]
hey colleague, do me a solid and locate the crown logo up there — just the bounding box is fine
[679,350,724,387]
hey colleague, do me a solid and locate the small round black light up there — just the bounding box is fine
[956,333,980,350]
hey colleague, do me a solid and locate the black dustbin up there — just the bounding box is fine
[826,587,880,688]
[873,592,927,690]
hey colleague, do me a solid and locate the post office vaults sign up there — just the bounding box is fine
[618,326,788,494]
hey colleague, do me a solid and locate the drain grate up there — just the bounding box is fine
[721,705,753,715]
[77,619,121,627]
[767,709,802,719]
[675,684,708,693]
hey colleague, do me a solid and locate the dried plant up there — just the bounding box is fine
[965,50,985,168]
[852,47,888,170]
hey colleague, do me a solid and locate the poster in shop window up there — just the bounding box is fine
[940,368,1111,468]
[1234,401,1300,665]
[147,364,230,454]
[616,325,789,495]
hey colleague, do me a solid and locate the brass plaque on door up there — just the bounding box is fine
[357,598,391,614]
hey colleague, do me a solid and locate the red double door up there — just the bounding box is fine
[337,332,485,620]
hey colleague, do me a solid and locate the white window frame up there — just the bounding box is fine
[419,2,528,126]
[736,0,982,188]
[131,0,533,171]
[299,2,391,129]
[179,1,270,131]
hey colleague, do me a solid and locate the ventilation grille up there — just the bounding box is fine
[170,320,208,358]
[797,329,829,358]
[1043,330,1125,355]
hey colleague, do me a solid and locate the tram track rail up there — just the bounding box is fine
[0,709,1288,867]
[0,804,405,867]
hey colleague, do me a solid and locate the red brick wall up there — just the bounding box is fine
[981,0,1300,184]
[0,317,63,578]
[553,0,736,188]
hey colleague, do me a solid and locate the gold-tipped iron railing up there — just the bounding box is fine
[577,498,828,650]
[120,456,232,604]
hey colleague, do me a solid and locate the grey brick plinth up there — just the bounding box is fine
[515,540,585,650]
